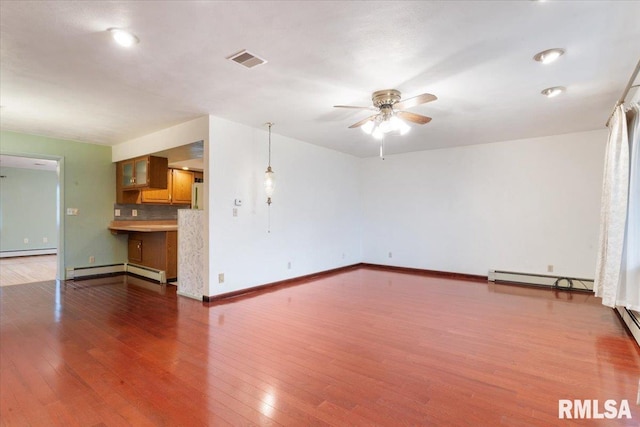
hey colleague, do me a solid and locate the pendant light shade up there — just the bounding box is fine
[265,122,275,205]
[264,166,275,201]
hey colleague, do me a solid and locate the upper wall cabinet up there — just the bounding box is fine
[119,156,168,190]
[141,169,194,205]
[116,156,168,204]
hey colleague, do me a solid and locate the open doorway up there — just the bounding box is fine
[0,154,63,286]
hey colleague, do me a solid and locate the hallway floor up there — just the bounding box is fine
[0,255,57,287]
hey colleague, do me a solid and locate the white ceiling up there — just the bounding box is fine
[0,154,57,171]
[1,1,639,158]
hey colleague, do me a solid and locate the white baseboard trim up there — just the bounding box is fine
[0,249,57,258]
[617,307,640,347]
[489,270,594,291]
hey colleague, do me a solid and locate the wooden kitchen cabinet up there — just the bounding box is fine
[141,169,194,205]
[127,238,143,262]
[127,231,177,280]
[121,155,168,189]
[116,156,168,204]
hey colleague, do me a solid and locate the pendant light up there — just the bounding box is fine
[264,122,275,205]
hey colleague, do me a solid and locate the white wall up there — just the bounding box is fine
[0,167,57,252]
[114,115,607,294]
[361,129,607,278]
[207,116,362,296]
[112,116,209,162]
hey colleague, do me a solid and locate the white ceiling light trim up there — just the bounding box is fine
[541,86,566,98]
[108,28,139,47]
[533,48,565,64]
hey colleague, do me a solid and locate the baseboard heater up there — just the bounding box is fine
[66,263,126,280]
[489,270,594,291]
[126,263,167,283]
[1,248,57,258]
[617,308,640,347]
[65,263,166,283]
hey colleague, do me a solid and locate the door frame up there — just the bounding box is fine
[0,152,64,281]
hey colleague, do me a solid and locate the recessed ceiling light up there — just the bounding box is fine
[533,48,565,64]
[108,28,139,47]
[541,86,566,98]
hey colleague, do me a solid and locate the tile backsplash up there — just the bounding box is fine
[114,204,190,221]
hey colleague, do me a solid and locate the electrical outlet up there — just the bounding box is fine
[23,238,29,244]
[114,209,121,216]
[218,273,224,283]
[388,251,393,258]
[132,209,138,217]
[89,256,95,264]
[233,208,238,217]
[287,261,292,269]
[43,237,48,243]
[547,265,554,273]
[66,208,79,216]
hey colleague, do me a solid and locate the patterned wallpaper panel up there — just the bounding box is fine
[177,209,205,299]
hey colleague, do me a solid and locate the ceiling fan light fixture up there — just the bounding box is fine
[389,116,411,135]
[336,89,436,139]
[541,86,566,98]
[108,28,139,47]
[398,118,411,135]
[378,119,392,134]
[533,48,565,64]
[361,121,375,135]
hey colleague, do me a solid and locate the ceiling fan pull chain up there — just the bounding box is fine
[380,136,385,160]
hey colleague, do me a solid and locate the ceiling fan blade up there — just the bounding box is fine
[349,114,378,128]
[334,105,376,110]
[394,93,437,110]
[396,111,432,125]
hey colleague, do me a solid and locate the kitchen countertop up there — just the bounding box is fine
[108,220,178,233]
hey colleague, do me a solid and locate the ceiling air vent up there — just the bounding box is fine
[227,50,267,69]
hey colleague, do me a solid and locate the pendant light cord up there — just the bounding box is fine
[268,123,272,167]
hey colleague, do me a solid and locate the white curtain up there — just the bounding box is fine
[594,103,639,309]
[620,104,640,309]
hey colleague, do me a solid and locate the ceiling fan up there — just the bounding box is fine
[334,89,437,139]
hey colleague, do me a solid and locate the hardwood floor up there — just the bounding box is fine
[0,255,57,287]
[1,268,638,426]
